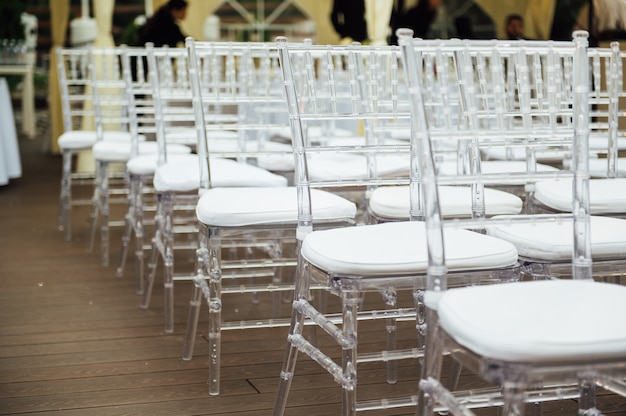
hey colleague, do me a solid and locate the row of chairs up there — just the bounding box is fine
[271,32,626,415]
[54,30,626,415]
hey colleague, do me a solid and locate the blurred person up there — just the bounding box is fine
[330,0,368,44]
[504,14,527,40]
[592,0,626,33]
[389,0,442,44]
[138,0,189,47]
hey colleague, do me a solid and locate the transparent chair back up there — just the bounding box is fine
[399,29,596,416]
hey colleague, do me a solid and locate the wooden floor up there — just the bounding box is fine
[1,116,626,415]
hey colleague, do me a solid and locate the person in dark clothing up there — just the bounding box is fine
[138,0,189,47]
[330,0,368,43]
[389,0,441,44]
[504,14,527,40]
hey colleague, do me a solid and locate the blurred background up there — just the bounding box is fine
[0,0,622,153]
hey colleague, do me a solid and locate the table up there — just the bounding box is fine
[0,52,36,139]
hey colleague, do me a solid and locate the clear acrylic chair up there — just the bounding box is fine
[115,44,200,294]
[366,44,523,223]
[55,46,138,242]
[181,38,382,397]
[531,41,626,219]
[271,39,523,416]
[85,46,192,267]
[398,29,626,416]
[464,38,626,280]
[140,40,296,337]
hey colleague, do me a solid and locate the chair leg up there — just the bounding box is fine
[207,226,223,395]
[183,227,210,360]
[340,279,361,416]
[273,246,309,416]
[142,194,163,309]
[162,194,175,334]
[87,161,103,254]
[271,240,284,319]
[58,150,73,241]
[116,174,137,278]
[273,316,302,416]
[502,382,526,416]
[382,287,398,385]
[142,233,160,308]
[99,162,110,267]
[134,197,145,295]
[579,377,598,416]
[444,359,463,392]
[246,245,260,304]
[182,273,204,360]
[417,307,445,416]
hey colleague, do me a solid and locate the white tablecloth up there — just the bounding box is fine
[0,77,22,185]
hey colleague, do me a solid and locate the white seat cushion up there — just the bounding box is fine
[58,131,144,150]
[435,279,626,362]
[563,157,626,178]
[302,221,518,276]
[208,138,292,155]
[92,141,191,162]
[153,156,288,193]
[256,154,297,172]
[308,153,410,181]
[534,178,626,214]
[437,160,559,183]
[273,125,355,140]
[589,135,626,151]
[369,185,523,219]
[126,153,198,176]
[481,147,570,163]
[164,127,239,146]
[195,187,357,227]
[486,215,626,261]
[258,153,409,180]
[163,127,199,146]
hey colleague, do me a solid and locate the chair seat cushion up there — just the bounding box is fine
[164,127,238,146]
[481,147,571,163]
[126,153,198,176]
[563,157,626,178]
[437,160,559,183]
[534,178,626,214]
[435,279,626,362]
[153,156,288,192]
[484,137,626,161]
[208,138,293,156]
[273,125,355,141]
[302,221,518,276]
[486,215,626,260]
[58,131,144,150]
[308,153,410,181]
[369,185,523,219]
[92,141,191,162]
[256,154,297,172]
[589,135,626,151]
[195,187,357,227]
